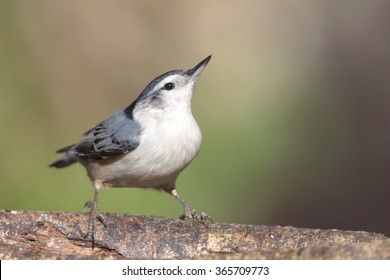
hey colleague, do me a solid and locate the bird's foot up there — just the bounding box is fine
[83,200,107,248]
[180,208,213,227]
[170,189,213,227]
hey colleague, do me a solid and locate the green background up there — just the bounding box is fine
[1,0,389,235]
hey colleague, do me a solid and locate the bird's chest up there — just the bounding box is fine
[85,115,202,187]
[138,113,202,171]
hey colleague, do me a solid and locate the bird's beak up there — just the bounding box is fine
[186,55,212,80]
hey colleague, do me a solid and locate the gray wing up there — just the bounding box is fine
[74,111,142,159]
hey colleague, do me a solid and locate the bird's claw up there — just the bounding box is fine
[196,212,213,227]
[180,208,213,227]
[83,200,94,212]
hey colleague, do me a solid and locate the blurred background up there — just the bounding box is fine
[1,0,389,235]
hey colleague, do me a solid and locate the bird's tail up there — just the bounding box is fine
[49,144,78,168]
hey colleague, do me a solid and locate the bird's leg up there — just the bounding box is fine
[170,189,213,227]
[83,186,107,248]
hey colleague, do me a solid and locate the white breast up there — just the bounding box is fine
[85,103,202,189]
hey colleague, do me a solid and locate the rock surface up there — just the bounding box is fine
[0,210,389,259]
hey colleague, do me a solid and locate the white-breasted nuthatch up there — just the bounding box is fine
[50,55,212,246]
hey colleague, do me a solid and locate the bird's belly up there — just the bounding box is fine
[83,119,202,189]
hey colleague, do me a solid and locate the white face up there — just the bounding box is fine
[133,72,200,130]
[151,74,196,104]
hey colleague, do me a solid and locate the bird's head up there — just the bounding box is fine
[133,55,211,112]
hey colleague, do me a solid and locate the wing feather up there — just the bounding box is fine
[73,111,142,159]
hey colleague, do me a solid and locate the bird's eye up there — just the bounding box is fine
[164,82,175,90]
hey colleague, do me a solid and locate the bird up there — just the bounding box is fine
[49,55,212,246]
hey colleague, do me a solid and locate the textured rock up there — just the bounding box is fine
[0,210,389,259]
